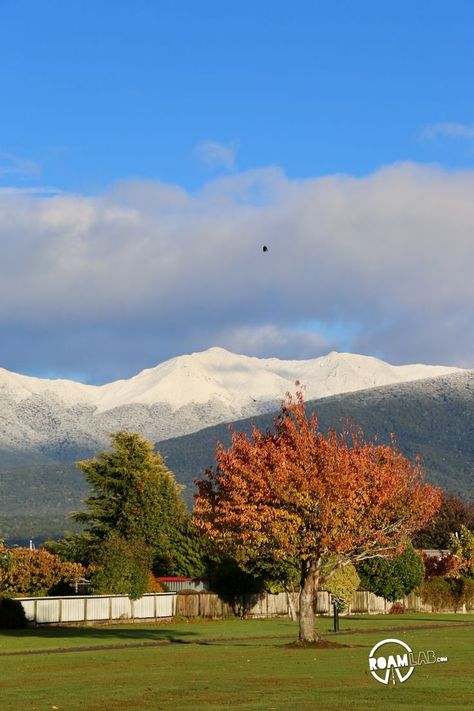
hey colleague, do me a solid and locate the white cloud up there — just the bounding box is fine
[0,151,41,177]
[421,122,474,141]
[0,186,62,197]
[214,324,333,360]
[0,161,473,378]
[194,139,238,170]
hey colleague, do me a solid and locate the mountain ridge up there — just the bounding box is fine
[1,368,472,543]
[0,347,462,460]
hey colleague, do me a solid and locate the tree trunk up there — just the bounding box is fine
[285,588,299,622]
[298,560,320,642]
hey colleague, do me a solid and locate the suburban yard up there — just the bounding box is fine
[1,614,473,710]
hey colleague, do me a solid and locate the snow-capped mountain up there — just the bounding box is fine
[0,347,462,462]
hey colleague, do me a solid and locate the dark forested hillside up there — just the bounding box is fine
[158,370,474,505]
[0,463,85,544]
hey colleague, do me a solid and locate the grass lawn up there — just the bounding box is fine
[1,614,473,710]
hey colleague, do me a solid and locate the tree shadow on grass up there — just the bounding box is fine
[0,626,306,654]
[0,624,199,647]
[346,615,471,623]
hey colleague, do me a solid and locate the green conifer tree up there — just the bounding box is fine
[73,431,187,548]
[67,432,203,592]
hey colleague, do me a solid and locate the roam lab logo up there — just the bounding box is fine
[368,638,448,685]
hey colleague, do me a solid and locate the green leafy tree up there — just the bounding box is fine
[206,555,265,600]
[246,555,300,595]
[357,544,425,601]
[90,533,152,600]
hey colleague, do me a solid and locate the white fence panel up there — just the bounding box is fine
[267,592,289,616]
[246,595,267,618]
[15,593,177,624]
[86,596,110,621]
[315,591,330,614]
[111,596,132,620]
[61,597,86,623]
[19,599,36,622]
[350,590,368,613]
[36,599,61,624]
[368,593,387,614]
[156,593,175,617]
[132,595,155,619]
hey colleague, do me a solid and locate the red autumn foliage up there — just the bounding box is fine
[194,391,441,642]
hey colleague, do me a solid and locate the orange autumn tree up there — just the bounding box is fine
[0,546,84,596]
[193,391,441,643]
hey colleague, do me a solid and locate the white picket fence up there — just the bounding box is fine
[17,592,176,624]
[15,589,471,625]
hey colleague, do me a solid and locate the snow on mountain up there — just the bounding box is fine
[0,348,462,460]
[0,347,460,411]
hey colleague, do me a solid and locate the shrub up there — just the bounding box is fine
[459,577,474,610]
[418,576,473,612]
[0,596,28,629]
[419,577,452,611]
[324,564,360,612]
[389,602,405,614]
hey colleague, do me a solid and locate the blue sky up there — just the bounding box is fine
[1,1,474,381]
[2,0,473,191]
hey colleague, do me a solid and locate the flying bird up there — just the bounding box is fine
[262,245,268,252]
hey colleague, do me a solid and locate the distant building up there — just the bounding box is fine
[420,549,450,559]
[155,577,210,592]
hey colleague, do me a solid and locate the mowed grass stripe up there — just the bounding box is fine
[2,621,473,657]
[1,616,473,710]
[2,613,473,654]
